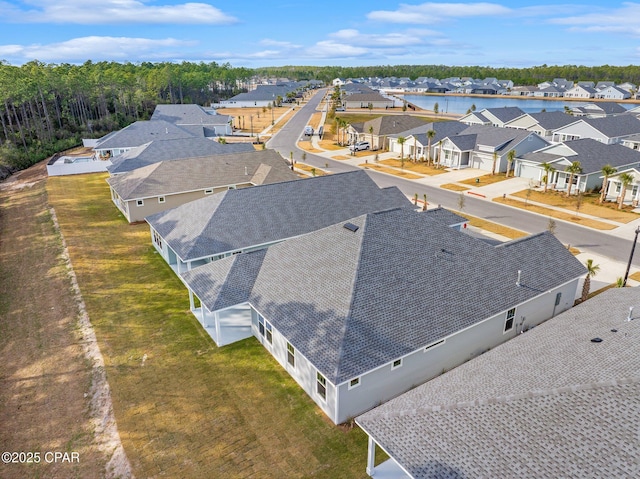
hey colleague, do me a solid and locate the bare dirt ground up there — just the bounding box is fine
[0,162,131,479]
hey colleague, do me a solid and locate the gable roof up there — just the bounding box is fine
[145,170,412,262]
[443,124,541,153]
[250,208,585,384]
[94,120,197,149]
[107,137,255,174]
[521,138,640,173]
[353,115,429,136]
[150,104,231,126]
[409,121,468,144]
[357,286,640,479]
[567,114,640,138]
[106,150,298,200]
[525,110,577,130]
[480,106,525,124]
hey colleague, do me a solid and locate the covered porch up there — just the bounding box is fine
[365,437,412,479]
[189,295,253,346]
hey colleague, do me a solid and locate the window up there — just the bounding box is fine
[287,342,295,367]
[136,199,144,207]
[392,358,402,370]
[504,308,516,332]
[317,372,327,401]
[265,322,273,344]
[258,315,265,336]
[348,377,360,390]
[204,188,214,195]
[158,196,165,203]
[152,230,162,249]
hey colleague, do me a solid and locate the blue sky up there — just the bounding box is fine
[1,0,639,67]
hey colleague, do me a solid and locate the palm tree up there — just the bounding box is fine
[541,162,556,193]
[397,137,406,168]
[505,149,516,178]
[580,259,600,303]
[599,164,617,204]
[618,172,635,209]
[565,161,583,197]
[369,125,374,150]
[426,129,435,165]
[491,151,498,176]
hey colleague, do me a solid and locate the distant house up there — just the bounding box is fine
[551,115,640,144]
[595,85,631,100]
[150,104,233,137]
[515,138,640,194]
[357,286,640,479]
[349,115,429,150]
[181,208,584,424]
[563,84,596,99]
[392,121,468,161]
[106,137,255,175]
[504,111,576,140]
[219,83,307,108]
[569,102,628,118]
[342,93,394,110]
[533,85,565,98]
[107,150,298,223]
[459,107,525,128]
[434,124,548,172]
[145,170,412,275]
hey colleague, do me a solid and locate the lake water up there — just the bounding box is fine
[402,94,620,115]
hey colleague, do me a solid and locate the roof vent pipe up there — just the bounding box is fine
[628,306,634,321]
[245,166,248,175]
[516,270,521,287]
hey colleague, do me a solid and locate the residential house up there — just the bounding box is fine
[150,104,233,137]
[107,150,298,223]
[569,102,628,118]
[181,208,584,424]
[595,80,615,90]
[145,170,412,275]
[551,114,640,144]
[357,286,640,479]
[595,85,631,100]
[622,133,640,151]
[434,124,549,172]
[533,85,565,98]
[390,121,469,161]
[514,138,640,194]
[603,167,640,206]
[107,137,255,175]
[459,107,525,128]
[503,110,576,140]
[342,92,394,110]
[218,82,307,108]
[348,115,429,150]
[617,81,637,93]
[563,84,596,99]
[510,85,538,96]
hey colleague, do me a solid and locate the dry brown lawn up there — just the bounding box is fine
[297,141,323,153]
[359,163,422,179]
[380,159,447,176]
[511,189,639,223]
[318,139,344,151]
[0,163,108,479]
[217,105,294,135]
[294,163,328,176]
[440,183,471,192]
[459,172,510,186]
[494,196,617,230]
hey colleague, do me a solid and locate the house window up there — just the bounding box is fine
[158,196,165,203]
[152,230,162,249]
[258,315,265,336]
[348,377,360,390]
[391,358,402,370]
[204,188,214,195]
[287,342,295,367]
[316,372,327,401]
[136,199,144,207]
[265,322,273,344]
[504,308,516,332]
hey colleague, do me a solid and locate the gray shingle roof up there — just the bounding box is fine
[106,150,298,200]
[352,115,429,136]
[146,170,412,262]
[250,208,585,384]
[582,114,640,137]
[411,121,469,144]
[481,106,525,123]
[95,120,197,149]
[181,249,267,311]
[526,110,576,130]
[151,104,232,126]
[357,286,640,479]
[107,137,255,174]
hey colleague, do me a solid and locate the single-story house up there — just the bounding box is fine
[503,110,576,140]
[602,167,640,206]
[595,85,631,100]
[107,137,255,175]
[145,170,412,275]
[357,286,640,479]
[107,150,298,223]
[569,102,628,118]
[342,93,394,110]
[181,208,584,424]
[515,138,640,194]
[433,124,549,172]
[563,84,596,99]
[551,114,640,144]
[150,104,233,137]
[459,107,525,128]
[348,115,429,150]
[218,83,307,108]
[390,121,469,161]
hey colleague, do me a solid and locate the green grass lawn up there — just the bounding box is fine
[47,173,371,479]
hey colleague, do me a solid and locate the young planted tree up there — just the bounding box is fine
[617,172,635,209]
[426,129,435,165]
[423,194,427,211]
[599,164,617,204]
[580,258,600,303]
[547,217,557,235]
[505,149,516,178]
[541,162,556,193]
[565,161,583,197]
[369,125,374,150]
[491,151,498,176]
[433,102,439,115]
[457,192,466,212]
[397,136,406,168]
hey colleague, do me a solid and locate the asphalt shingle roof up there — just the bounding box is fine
[106,150,298,200]
[526,110,576,130]
[145,170,412,262]
[581,114,640,138]
[357,286,640,479]
[250,208,585,384]
[352,115,429,136]
[150,104,232,126]
[95,120,197,149]
[106,137,255,174]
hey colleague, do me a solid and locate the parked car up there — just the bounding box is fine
[350,141,370,151]
[304,125,314,136]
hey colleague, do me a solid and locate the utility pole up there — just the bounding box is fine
[623,226,640,287]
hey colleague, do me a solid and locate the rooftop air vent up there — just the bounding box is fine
[590,338,603,343]
[343,222,359,232]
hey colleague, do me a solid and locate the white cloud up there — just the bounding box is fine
[0,0,237,24]
[368,2,511,24]
[259,39,302,49]
[329,29,437,47]
[0,36,196,62]
[550,3,640,36]
[307,40,370,59]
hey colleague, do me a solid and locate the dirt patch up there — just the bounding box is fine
[0,162,131,479]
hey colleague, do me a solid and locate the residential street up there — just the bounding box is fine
[267,89,640,274]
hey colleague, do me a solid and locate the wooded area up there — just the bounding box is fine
[2,60,640,172]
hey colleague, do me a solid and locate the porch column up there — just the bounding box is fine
[215,310,222,345]
[189,290,195,311]
[199,303,206,326]
[366,436,376,476]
